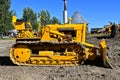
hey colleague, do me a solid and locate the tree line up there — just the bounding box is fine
[0,0,60,34]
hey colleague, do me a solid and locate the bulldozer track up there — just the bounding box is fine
[10,41,86,66]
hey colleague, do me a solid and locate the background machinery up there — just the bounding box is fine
[12,16,34,38]
[10,0,112,68]
[90,28,102,34]
[97,22,120,38]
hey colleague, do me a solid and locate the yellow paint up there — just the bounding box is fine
[12,16,17,23]
[10,18,110,67]
[13,45,30,62]
[85,49,96,60]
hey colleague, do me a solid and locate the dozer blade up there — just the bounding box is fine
[99,40,113,68]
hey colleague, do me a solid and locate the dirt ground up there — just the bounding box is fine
[0,36,120,80]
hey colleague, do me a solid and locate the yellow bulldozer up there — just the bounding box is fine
[9,0,112,68]
[97,22,119,38]
[10,16,112,68]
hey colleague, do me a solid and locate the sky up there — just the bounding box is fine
[10,0,120,31]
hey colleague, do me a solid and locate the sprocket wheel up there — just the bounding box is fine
[12,45,31,63]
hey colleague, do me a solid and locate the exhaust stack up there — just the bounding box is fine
[63,0,68,24]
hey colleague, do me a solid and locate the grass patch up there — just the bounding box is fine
[0,38,14,40]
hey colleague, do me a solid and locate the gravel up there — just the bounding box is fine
[0,36,120,80]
